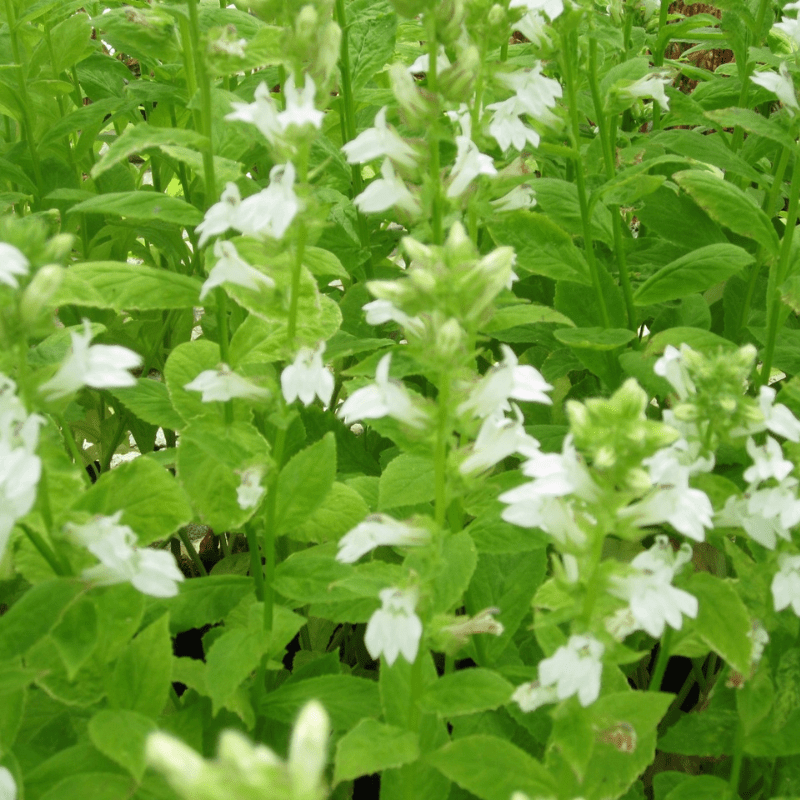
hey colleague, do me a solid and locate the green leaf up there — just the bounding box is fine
[107,613,172,719]
[108,378,185,431]
[487,211,591,285]
[688,572,751,674]
[158,575,254,634]
[379,453,435,510]
[481,304,575,333]
[554,327,636,350]
[348,0,397,93]
[658,708,737,756]
[276,433,336,536]
[293,481,370,544]
[422,669,514,717]
[50,595,98,680]
[54,262,201,311]
[90,125,208,179]
[645,327,735,355]
[425,532,477,614]
[0,579,83,660]
[40,12,95,74]
[262,674,381,730]
[465,511,548,553]
[532,177,614,246]
[304,246,349,280]
[663,775,734,800]
[40,774,135,800]
[706,106,798,151]
[93,584,145,664]
[633,243,754,305]
[71,456,193,545]
[674,170,780,256]
[164,339,223,424]
[69,192,203,226]
[426,735,557,800]
[177,420,271,531]
[334,719,419,784]
[88,709,156,781]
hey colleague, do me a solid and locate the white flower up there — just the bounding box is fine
[608,535,698,638]
[509,0,563,18]
[498,65,562,125]
[336,514,430,563]
[40,320,142,400]
[775,15,800,47]
[717,489,796,550]
[654,344,694,399]
[0,242,30,289]
[287,700,330,798]
[744,436,794,484]
[458,344,552,418]
[509,0,563,43]
[281,342,334,407]
[236,466,266,510]
[337,353,428,428]
[751,62,799,112]
[354,158,420,215]
[364,586,423,665]
[447,135,497,198]
[0,767,16,800]
[184,363,270,403]
[519,435,597,500]
[441,608,505,646]
[226,82,281,144]
[757,385,800,442]
[772,553,800,615]
[514,634,604,712]
[362,299,425,336]
[341,106,418,168]
[278,74,324,131]
[488,98,541,152]
[460,405,540,474]
[199,240,275,301]
[196,182,243,247]
[235,162,299,240]
[490,184,536,212]
[407,47,451,75]
[619,72,671,110]
[67,512,184,598]
[500,485,587,547]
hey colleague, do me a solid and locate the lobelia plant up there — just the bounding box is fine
[5,0,800,798]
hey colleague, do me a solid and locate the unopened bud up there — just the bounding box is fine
[440,45,480,103]
[435,317,465,358]
[389,63,436,128]
[20,264,64,324]
[487,3,505,27]
[288,700,330,798]
[435,0,465,45]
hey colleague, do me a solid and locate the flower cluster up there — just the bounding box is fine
[66,512,184,598]
[364,586,424,666]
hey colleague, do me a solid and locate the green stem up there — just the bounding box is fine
[56,414,91,486]
[215,288,233,424]
[648,627,674,691]
[19,523,67,576]
[562,29,610,328]
[263,426,287,636]
[177,527,208,576]
[186,0,217,201]
[651,0,671,130]
[760,151,800,386]
[434,373,450,528]
[245,522,265,602]
[729,721,745,796]
[406,653,423,732]
[287,220,307,348]
[426,12,443,245]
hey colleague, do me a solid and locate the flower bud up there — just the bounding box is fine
[20,264,64,325]
[435,0,465,45]
[435,317,465,359]
[487,3,505,27]
[444,221,475,268]
[440,45,480,103]
[389,63,436,128]
[288,700,330,799]
[401,236,433,266]
[315,20,342,89]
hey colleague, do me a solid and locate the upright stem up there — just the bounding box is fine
[426,13,443,245]
[263,426,287,637]
[562,30,610,327]
[287,221,307,349]
[215,288,233,424]
[434,374,450,528]
[760,151,800,386]
[648,627,673,691]
[651,0,671,131]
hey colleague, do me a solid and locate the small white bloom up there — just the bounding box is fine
[744,436,794,484]
[199,240,275,301]
[490,184,536,212]
[775,15,800,47]
[498,65,562,125]
[184,363,270,403]
[341,106,418,168]
[0,767,16,800]
[654,344,694,399]
[519,435,597,500]
[0,242,30,289]
[487,97,541,152]
[40,320,142,400]
[235,162,299,240]
[281,343,334,407]
[362,299,425,336]
[758,385,800,442]
[196,182,242,247]
[364,586,423,665]
[751,62,799,112]
[354,158,420,215]
[287,700,330,798]
[458,344,552,418]
[512,680,559,713]
[619,72,671,110]
[336,513,430,563]
[447,135,497,198]
[278,74,324,130]
[337,353,428,428]
[226,82,281,144]
[407,47,451,76]
[509,0,563,42]
[236,466,266,510]
[500,486,587,547]
[442,608,505,645]
[772,553,800,615]
[460,405,540,474]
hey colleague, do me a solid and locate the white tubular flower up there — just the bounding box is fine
[620,72,671,110]
[278,73,324,130]
[362,299,425,337]
[235,162,299,241]
[654,344,694,399]
[0,242,30,289]
[447,135,497,198]
[196,182,243,247]
[772,553,800,615]
[287,701,330,799]
[199,240,275,301]
[236,466,266,510]
[40,320,142,400]
[0,766,16,800]
[500,485,587,547]
[717,484,800,550]
[364,586,423,665]
[751,62,799,112]
[67,512,184,598]
[458,344,553,419]
[744,436,794,484]
[498,65,563,125]
[337,353,428,429]
[407,47,451,75]
[775,16,800,47]
[441,608,505,645]
[184,363,270,403]
[609,535,698,638]
[281,343,334,407]
[509,0,563,43]
[514,634,604,713]
[487,98,541,152]
[226,82,281,144]
[490,184,536,212]
[519,435,597,501]
[354,158,420,215]
[459,405,540,474]
[758,385,800,442]
[336,514,430,563]
[341,106,418,168]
